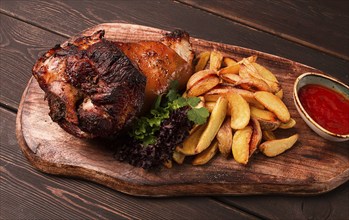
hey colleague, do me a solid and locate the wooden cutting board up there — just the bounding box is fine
[16,23,349,196]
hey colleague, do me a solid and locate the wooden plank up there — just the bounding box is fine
[179,0,349,60]
[217,181,349,220]
[0,1,348,219]
[1,0,348,84]
[1,108,256,220]
[16,23,349,197]
[0,14,67,110]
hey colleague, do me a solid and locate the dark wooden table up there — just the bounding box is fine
[1,0,348,219]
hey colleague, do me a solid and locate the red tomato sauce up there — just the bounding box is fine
[298,84,349,135]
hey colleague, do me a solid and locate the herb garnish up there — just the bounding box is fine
[129,82,209,146]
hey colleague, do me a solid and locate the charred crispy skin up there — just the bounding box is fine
[32,30,146,138]
[32,29,194,138]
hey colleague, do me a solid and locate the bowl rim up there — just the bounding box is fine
[293,72,349,139]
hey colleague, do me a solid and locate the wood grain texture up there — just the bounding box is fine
[0,14,67,110]
[179,0,349,60]
[16,23,349,197]
[2,109,256,220]
[217,181,349,220]
[1,0,348,84]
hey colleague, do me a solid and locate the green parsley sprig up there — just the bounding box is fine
[129,82,209,146]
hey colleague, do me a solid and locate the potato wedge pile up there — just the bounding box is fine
[173,50,299,166]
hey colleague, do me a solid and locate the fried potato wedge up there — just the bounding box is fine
[259,134,299,157]
[220,73,242,84]
[237,77,271,92]
[218,63,240,75]
[241,59,280,93]
[177,124,206,155]
[187,75,220,97]
[279,118,296,129]
[237,55,257,64]
[223,57,237,66]
[195,51,211,72]
[205,101,230,115]
[262,130,276,141]
[250,118,262,155]
[216,117,233,157]
[209,50,223,71]
[232,126,253,164]
[250,106,280,131]
[173,151,186,164]
[251,63,281,93]
[204,101,216,112]
[192,140,218,165]
[204,93,221,102]
[250,106,278,121]
[205,85,264,109]
[195,97,228,154]
[240,58,261,79]
[251,62,278,82]
[187,69,216,90]
[228,93,250,130]
[254,91,290,123]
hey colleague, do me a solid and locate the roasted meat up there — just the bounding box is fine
[32,30,146,138]
[117,30,194,111]
[32,29,194,138]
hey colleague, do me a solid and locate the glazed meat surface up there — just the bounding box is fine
[117,30,194,111]
[32,30,146,138]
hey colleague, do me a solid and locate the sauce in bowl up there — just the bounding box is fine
[298,84,349,135]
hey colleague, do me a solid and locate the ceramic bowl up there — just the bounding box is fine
[293,72,349,142]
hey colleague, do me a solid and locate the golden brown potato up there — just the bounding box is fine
[232,126,253,164]
[209,51,223,71]
[240,58,261,79]
[251,62,281,94]
[262,130,276,141]
[216,117,233,157]
[218,63,240,75]
[195,51,211,72]
[279,118,296,129]
[186,69,216,90]
[223,57,237,67]
[204,85,264,109]
[259,134,299,157]
[205,101,231,116]
[195,97,228,154]
[204,101,216,112]
[187,75,220,97]
[177,124,206,155]
[192,140,218,165]
[250,106,278,121]
[240,59,280,94]
[227,93,250,130]
[249,118,262,156]
[203,93,222,102]
[173,151,186,164]
[220,73,242,85]
[254,91,290,123]
[250,106,280,131]
[237,77,271,92]
[251,62,278,82]
[237,56,257,64]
